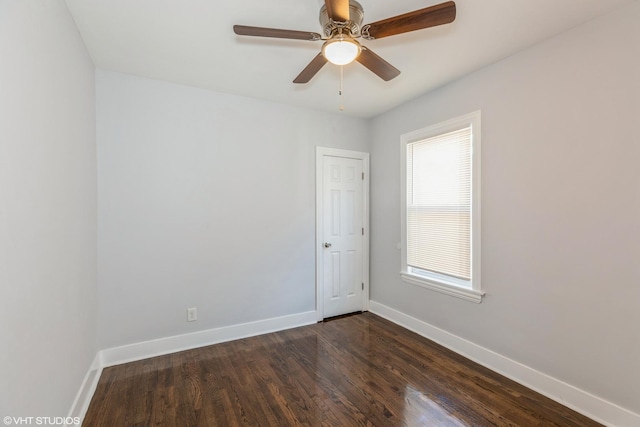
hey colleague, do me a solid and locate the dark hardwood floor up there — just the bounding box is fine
[84,312,601,426]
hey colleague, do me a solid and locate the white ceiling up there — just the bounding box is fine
[65,0,634,118]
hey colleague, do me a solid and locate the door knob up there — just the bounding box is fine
[324,242,332,248]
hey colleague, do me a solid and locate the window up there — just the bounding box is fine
[401,111,483,303]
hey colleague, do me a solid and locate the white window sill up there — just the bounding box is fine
[401,272,485,303]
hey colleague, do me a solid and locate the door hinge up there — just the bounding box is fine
[362,283,364,290]
[362,172,364,180]
[362,227,364,235]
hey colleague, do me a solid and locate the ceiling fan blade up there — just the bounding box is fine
[233,25,321,41]
[363,1,456,39]
[293,53,328,84]
[356,47,400,81]
[324,0,350,22]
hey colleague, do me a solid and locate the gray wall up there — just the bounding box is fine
[96,70,370,349]
[0,0,97,416]
[369,2,640,414]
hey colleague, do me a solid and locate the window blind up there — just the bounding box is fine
[406,126,471,281]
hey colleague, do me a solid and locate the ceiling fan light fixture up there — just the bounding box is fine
[322,37,361,65]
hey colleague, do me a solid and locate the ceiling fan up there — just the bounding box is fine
[233,0,456,83]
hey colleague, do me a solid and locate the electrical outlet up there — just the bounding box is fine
[187,307,197,322]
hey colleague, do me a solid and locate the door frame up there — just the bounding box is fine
[315,146,370,321]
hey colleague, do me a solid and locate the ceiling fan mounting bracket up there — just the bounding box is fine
[360,25,374,40]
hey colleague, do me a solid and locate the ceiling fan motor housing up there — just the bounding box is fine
[320,0,364,37]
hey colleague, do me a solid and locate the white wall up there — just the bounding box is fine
[0,0,97,417]
[96,70,370,349]
[370,1,640,417]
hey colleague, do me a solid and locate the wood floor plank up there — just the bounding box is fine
[83,313,602,426]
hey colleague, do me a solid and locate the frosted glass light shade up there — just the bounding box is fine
[322,38,361,65]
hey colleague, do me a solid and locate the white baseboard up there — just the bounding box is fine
[66,353,102,426]
[100,310,318,367]
[369,300,640,427]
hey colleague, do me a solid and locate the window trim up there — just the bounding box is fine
[400,111,484,303]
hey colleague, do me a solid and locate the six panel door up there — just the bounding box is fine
[322,156,364,318]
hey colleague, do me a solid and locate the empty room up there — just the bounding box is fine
[1,0,639,425]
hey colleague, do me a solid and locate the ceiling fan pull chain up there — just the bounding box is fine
[339,65,344,111]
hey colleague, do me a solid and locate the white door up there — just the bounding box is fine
[320,155,364,318]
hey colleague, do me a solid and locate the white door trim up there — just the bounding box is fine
[316,147,370,321]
